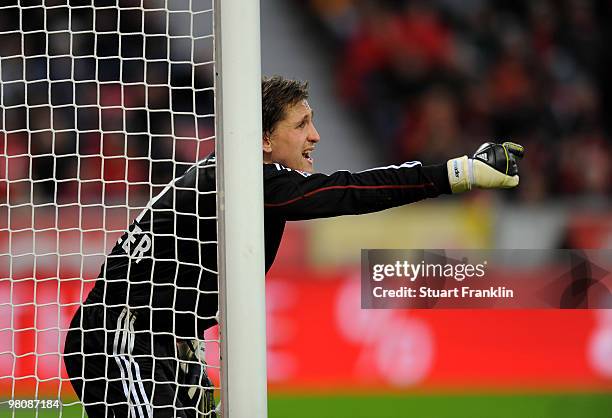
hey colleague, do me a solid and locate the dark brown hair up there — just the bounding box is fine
[262,76,309,135]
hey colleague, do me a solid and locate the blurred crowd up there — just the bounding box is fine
[302,0,611,201]
[1,1,214,206]
[1,1,610,207]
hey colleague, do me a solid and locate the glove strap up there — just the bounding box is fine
[447,156,472,193]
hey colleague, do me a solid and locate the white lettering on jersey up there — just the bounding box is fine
[120,224,152,263]
[132,234,152,264]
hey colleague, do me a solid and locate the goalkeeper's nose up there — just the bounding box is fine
[308,122,321,143]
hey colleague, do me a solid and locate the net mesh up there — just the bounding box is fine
[0,0,219,415]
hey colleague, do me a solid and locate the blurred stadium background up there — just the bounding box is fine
[1,0,611,416]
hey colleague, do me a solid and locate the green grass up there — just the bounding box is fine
[268,393,612,418]
[2,393,611,417]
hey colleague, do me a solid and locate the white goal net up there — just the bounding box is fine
[1,0,223,416]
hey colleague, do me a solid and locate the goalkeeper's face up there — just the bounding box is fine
[263,99,320,173]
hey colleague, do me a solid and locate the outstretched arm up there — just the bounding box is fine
[264,142,524,221]
[263,161,451,221]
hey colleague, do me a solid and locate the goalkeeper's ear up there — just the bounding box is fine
[263,133,274,165]
[262,132,272,153]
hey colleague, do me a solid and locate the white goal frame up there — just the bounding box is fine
[214,1,268,417]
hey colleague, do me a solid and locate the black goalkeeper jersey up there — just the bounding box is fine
[86,154,451,338]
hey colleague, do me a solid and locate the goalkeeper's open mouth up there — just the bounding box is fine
[302,149,314,165]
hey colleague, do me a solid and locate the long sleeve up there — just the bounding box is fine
[263,161,451,221]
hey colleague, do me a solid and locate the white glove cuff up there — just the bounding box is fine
[447,156,472,193]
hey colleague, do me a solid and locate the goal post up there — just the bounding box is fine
[214,0,268,417]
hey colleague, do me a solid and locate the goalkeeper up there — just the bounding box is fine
[63,76,524,417]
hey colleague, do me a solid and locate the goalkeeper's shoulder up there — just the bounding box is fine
[171,153,217,191]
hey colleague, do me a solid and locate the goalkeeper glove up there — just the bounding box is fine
[177,339,217,417]
[447,141,524,193]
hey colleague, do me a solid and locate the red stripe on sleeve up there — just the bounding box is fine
[264,183,434,208]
